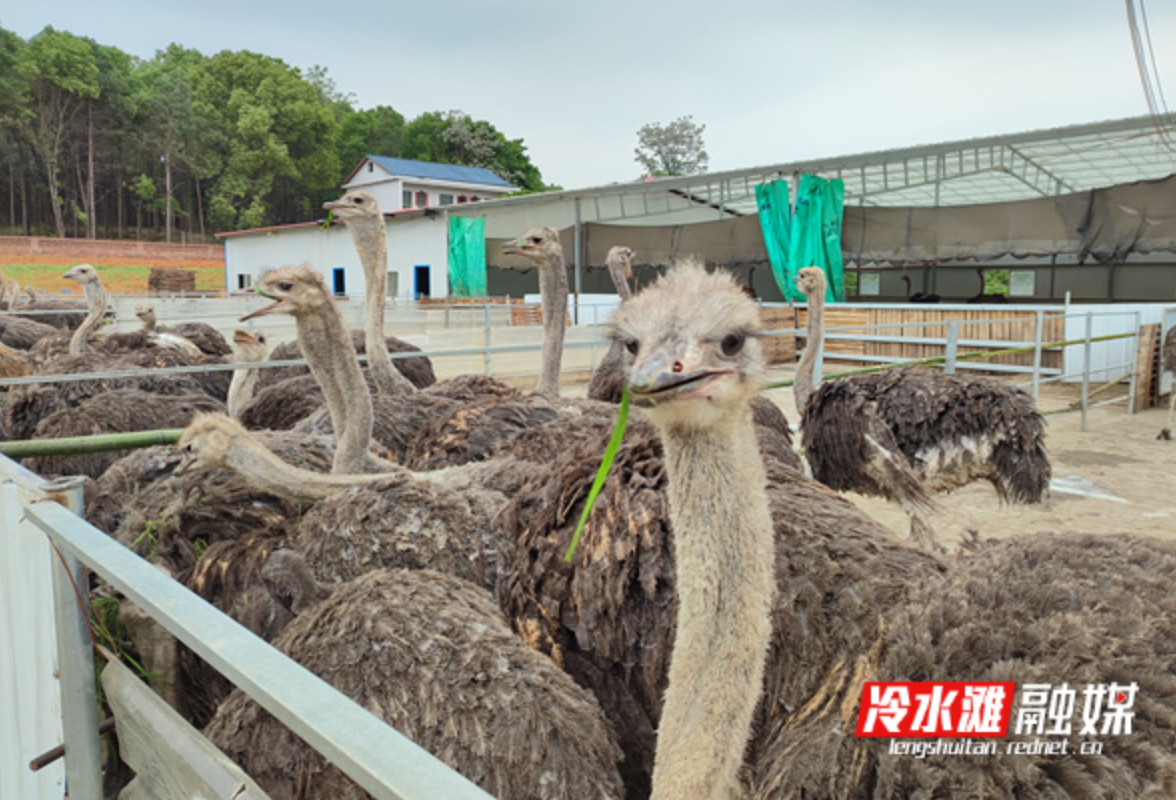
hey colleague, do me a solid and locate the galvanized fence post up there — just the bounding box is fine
[1081,312,1093,431]
[590,304,599,371]
[44,476,102,800]
[944,321,960,375]
[1032,309,1044,402]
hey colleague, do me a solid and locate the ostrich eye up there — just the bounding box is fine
[720,333,744,357]
[277,281,293,292]
[624,339,639,356]
[354,196,365,204]
[530,236,543,245]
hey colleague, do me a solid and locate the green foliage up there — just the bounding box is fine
[985,269,1010,295]
[0,24,552,236]
[635,115,709,177]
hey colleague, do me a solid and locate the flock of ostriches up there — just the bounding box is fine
[3,190,1176,800]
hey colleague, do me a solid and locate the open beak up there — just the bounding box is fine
[501,238,529,258]
[233,330,260,346]
[627,346,732,408]
[238,288,285,322]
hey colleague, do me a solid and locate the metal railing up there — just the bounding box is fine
[0,454,495,800]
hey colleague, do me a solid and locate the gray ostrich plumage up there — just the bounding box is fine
[794,266,1050,552]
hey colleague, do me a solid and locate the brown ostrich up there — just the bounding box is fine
[795,266,1050,552]
[131,304,232,357]
[1158,323,1176,440]
[322,188,417,396]
[203,567,625,800]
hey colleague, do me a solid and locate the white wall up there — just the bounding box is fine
[224,213,450,300]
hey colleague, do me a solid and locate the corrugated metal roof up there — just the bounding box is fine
[448,114,1176,224]
[365,155,512,188]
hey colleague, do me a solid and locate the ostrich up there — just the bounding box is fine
[226,330,268,418]
[900,273,940,303]
[794,265,1050,552]
[240,265,378,474]
[610,260,778,800]
[502,226,568,399]
[132,304,232,357]
[63,263,109,355]
[321,189,418,396]
[1158,324,1176,440]
[586,246,636,404]
[203,567,625,800]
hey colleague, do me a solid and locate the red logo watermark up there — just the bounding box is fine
[855,681,1015,738]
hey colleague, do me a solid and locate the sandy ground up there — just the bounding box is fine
[756,367,1176,550]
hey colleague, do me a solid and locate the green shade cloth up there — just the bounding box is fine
[756,174,846,302]
[448,216,488,297]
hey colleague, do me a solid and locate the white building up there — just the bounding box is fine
[218,156,515,299]
[218,209,448,300]
[342,155,515,212]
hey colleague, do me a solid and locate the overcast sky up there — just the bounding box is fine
[5,1,1174,189]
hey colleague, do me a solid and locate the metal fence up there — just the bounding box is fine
[0,454,496,800]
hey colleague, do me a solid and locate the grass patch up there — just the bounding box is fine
[0,257,224,295]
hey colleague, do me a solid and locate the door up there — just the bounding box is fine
[414,265,430,299]
[333,267,346,296]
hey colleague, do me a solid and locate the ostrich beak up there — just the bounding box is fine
[501,239,524,256]
[233,330,261,346]
[627,346,732,408]
[238,288,286,321]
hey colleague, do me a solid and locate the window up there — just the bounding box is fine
[415,190,428,208]
[457,195,468,204]
[439,193,454,206]
[387,271,399,298]
[470,196,481,202]
[333,267,346,296]
[402,190,412,209]
[237,274,252,290]
[367,162,374,172]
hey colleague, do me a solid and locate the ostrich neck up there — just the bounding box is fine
[536,256,568,397]
[69,280,108,355]
[220,435,410,503]
[295,304,374,475]
[348,218,414,396]
[226,363,260,418]
[653,410,775,800]
[607,262,633,300]
[794,287,824,412]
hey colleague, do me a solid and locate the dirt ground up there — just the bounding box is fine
[756,367,1176,550]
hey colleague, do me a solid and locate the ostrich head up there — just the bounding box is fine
[606,246,635,281]
[613,259,765,432]
[63,263,100,286]
[502,227,563,269]
[176,413,245,474]
[323,189,381,222]
[135,304,157,328]
[239,265,330,322]
[231,330,268,362]
[794,266,825,299]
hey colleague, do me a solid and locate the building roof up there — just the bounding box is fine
[450,114,1176,226]
[354,155,513,189]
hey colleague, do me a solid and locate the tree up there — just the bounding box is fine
[336,104,405,176]
[18,26,100,237]
[634,115,708,177]
[192,50,339,230]
[401,110,548,192]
